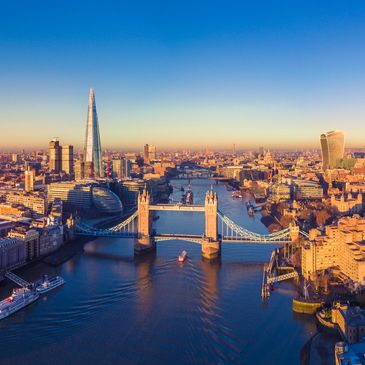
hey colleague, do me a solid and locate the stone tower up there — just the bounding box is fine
[205,190,218,241]
[136,186,155,253]
[202,189,221,260]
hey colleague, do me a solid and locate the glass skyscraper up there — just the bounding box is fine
[84,88,104,178]
[320,130,345,171]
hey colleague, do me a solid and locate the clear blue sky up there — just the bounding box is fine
[1,0,365,151]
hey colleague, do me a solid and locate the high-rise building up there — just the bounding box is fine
[84,88,103,178]
[49,139,61,172]
[143,144,156,164]
[61,145,74,175]
[112,158,131,179]
[74,159,85,180]
[320,131,345,170]
[49,140,73,175]
[11,153,19,163]
[24,167,35,192]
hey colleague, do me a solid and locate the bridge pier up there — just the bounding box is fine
[134,235,156,255]
[201,237,221,260]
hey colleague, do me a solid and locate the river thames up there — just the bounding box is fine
[0,179,316,365]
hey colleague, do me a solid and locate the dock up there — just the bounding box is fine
[4,271,30,288]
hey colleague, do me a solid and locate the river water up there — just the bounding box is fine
[0,179,316,365]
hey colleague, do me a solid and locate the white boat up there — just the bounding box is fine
[0,288,39,320]
[36,275,65,294]
[178,250,188,262]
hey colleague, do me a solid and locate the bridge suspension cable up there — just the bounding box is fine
[110,210,138,232]
[74,210,138,237]
[217,210,292,242]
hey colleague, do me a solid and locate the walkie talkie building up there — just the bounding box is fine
[320,130,344,171]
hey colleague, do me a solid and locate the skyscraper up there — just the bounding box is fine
[143,144,156,164]
[24,167,35,192]
[61,145,74,175]
[112,158,131,179]
[48,139,74,175]
[84,88,103,178]
[320,130,345,170]
[49,139,61,172]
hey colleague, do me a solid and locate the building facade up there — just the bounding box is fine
[0,237,25,271]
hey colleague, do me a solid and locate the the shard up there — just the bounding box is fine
[84,88,104,178]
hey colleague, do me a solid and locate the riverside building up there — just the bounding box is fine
[0,237,25,271]
[302,216,365,284]
[47,181,122,215]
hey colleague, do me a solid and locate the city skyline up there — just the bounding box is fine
[1,1,365,150]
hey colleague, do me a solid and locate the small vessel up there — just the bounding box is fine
[180,186,185,192]
[181,184,194,205]
[36,275,65,294]
[247,206,255,216]
[232,191,243,199]
[246,201,255,216]
[0,288,39,320]
[178,250,188,262]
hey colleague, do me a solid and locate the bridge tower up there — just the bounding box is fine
[289,222,299,242]
[135,187,155,254]
[202,190,221,260]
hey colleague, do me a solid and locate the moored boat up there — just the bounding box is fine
[178,250,188,262]
[36,275,65,294]
[0,288,39,320]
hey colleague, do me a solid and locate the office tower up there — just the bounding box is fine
[143,144,156,164]
[61,145,74,175]
[84,88,103,178]
[49,139,61,172]
[11,153,19,163]
[48,140,74,174]
[112,158,131,179]
[24,167,35,192]
[320,131,345,170]
[74,160,85,180]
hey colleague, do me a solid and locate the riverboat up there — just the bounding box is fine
[178,250,188,262]
[36,275,65,294]
[0,288,39,320]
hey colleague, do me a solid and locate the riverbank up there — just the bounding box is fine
[41,237,87,266]
[300,332,339,365]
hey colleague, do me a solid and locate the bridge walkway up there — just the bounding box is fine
[5,271,30,288]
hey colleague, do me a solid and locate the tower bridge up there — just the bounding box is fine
[74,187,305,260]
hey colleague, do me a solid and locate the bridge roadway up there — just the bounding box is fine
[149,204,205,212]
[155,233,203,244]
[155,234,291,244]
